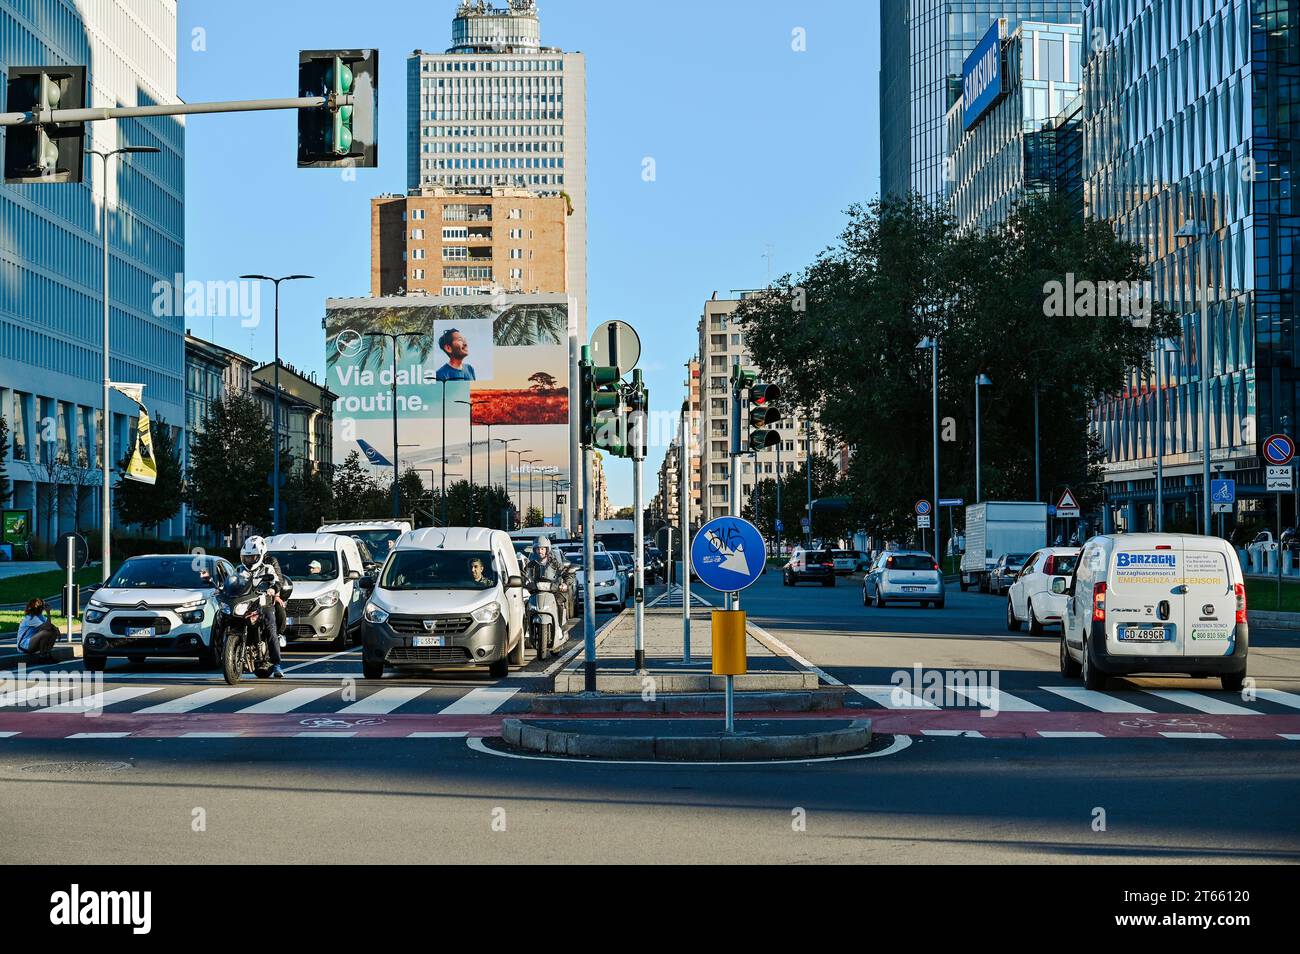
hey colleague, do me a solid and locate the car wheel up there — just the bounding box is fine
[823,577,835,587]
[1081,636,1106,690]
[1006,598,1021,632]
[935,597,945,609]
[331,617,349,650]
[875,591,887,609]
[362,658,384,680]
[508,632,525,666]
[1027,601,1045,637]
[862,588,870,607]
[1221,671,1245,693]
[83,654,107,673]
[488,657,509,679]
[1059,633,1081,678]
[197,643,219,668]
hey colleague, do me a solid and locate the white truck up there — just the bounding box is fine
[960,501,1048,592]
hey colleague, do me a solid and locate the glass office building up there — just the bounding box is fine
[880,0,1082,201]
[945,21,1084,232]
[0,0,185,544]
[1085,0,1299,532]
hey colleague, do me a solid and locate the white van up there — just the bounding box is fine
[1057,533,1247,691]
[265,533,369,647]
[358,527,527,679]
[317,520,413,568]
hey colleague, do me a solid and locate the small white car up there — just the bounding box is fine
[1006,547,1080,635]
[863,550,945,608]
[572,550,626,611]
[82,554,237,671]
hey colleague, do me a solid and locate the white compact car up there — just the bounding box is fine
[571,550,626,611]
[1059,533,1248,691]
[82,554,237,671]
[1006,547,1080,635]
[862,550,945,608]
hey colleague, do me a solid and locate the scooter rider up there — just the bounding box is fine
[525,536,571,627]
[239,535,286,679]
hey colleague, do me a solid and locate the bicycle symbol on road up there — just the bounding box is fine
[1117,716,1212,730]
[298,717,386,729]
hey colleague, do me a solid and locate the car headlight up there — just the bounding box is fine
[364,603,389,624]
[84,606,108,624]
[179,608,205,624]
[472,603,501,624]
[598,579,616,587]
[316,590,340,608]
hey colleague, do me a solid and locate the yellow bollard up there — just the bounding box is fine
[712,609,747,676]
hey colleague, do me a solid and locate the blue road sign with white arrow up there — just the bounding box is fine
[691,516,767,593]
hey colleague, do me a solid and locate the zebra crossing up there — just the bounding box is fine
[648,585,714,608]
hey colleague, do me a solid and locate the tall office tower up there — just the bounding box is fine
[1085,0,1299,532]
[878,0,1081,201]
[407,1,586,333]
[0,0,185,543]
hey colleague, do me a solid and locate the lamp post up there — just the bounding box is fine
[507,448,533,527]
[356,330,422,518]
[521,458,540,525]
[240,273,314,534]
[495,437,519,527]
[88,144,159,581]
[1176,207,1212,536]
[975,373,993,503]
[917,336,940,562]
[1153,337,1180,531]
[455,399,475,524]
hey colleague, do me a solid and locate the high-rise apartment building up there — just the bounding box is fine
[0,0,185,544]
[407,1,586,331]
[879,0,1081,201]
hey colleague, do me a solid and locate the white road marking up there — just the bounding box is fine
[41,686,161,712]
[1279,734,1300,741]
[180,732,242,738]
[851,684,938,709]
[295,731,356,738]
[744,619,840,686]
[237,687,336,714]
[1037,730,1104,738]
[66,732,131,739]
[0,731,19,738]
[467,732,914,765]
[1142,689,1258,715]
[947,686,1046,712]
[1159,731,1226,739]
[920,729,985,737]
[281,647,361,673]
[407,731,468,738]
[439,686,519,715]
[135,687,252,714]
[1253,689,1300,711]
[1042,686,1154,713]
[0,684,68,707]
[337,686,428,715]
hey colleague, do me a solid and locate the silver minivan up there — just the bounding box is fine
[1058,533,1248,691]
[266,533,369,647]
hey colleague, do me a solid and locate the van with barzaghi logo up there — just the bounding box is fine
[1057,533,1247,691]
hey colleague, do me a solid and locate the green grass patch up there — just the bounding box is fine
[1245,577,1300,613]
[0,565,111,607]
[0,611,70,636]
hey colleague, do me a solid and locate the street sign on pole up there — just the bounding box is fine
[589,320,641,376]
[914,499,932,516]
[1267,465,1294,492]
[1055,487,1081,519]
[1264,433,1296,466]
[1211,478,1235,514]
[775,519,784,533]
[917,515,932,529]
[939,498,964,508]
[691,517,767,593]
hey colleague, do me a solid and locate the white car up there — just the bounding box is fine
[1006,547,1080,635]
[571,550,626,611]
[82,554,237,671]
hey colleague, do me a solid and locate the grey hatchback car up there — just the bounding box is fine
[863,550,945,609]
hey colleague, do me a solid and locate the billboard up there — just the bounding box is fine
[325,295,572,516]
[962,19,1006,130]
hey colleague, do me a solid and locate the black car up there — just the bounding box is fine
[782,548,836,587]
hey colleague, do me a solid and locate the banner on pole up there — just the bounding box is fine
[112,383,156,485]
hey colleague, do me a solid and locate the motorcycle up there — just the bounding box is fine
[526,570,572,661]
[215,569,294,686]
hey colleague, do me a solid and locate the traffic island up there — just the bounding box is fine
[499,716,873,761]
[531,687,850,714]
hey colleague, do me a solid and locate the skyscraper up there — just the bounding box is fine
[407,0,586,332]
[879,0,1081,201]
[0,0,185,543]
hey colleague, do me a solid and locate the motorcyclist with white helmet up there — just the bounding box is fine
[239,535,286,679]
[525,536,572,628]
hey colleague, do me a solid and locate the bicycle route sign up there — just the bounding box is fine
[690,516,767,593]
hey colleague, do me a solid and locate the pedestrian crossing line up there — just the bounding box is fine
[295,731,356,738]
[1280,734,1300,741]
[947,686,1047,712]
[1253,689,1300,711]
[0,731,19,738]
[41,686,162,712]
[1037,730,1104,738]
[237,687,336,714]
[921,729,985,737]
[66,732,131,739]
[337,686,430,715]
[1160,731,1226,739]
[1042,687,1154,713]
[407,731,468,738]
[439,686,518,716]
[179,732,241,738]
[0,685,67,707]
[135,687,252,714]
[850,684,938,709]
[1142,689,1258,716]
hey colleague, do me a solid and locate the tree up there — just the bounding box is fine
[115,418,184,534]
[332,450,387,518]
[735,194,1175,539]
[282,468,335,532]
[0,415,10,506]
[187,394,274,538]
[528,371,558,391]
[612,506,635,521]
[525,506,543,528]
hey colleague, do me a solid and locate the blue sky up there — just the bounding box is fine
[178,0,880,507]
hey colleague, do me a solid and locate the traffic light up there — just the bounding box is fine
[743,375,782,451]
[621,369,648,460]
[4,66,87,184]
[579,351,623,451]
[298,50,378,168]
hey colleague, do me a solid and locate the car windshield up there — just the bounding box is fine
[806,551,832,562]
[569,553,613,571]
[379,550,498,590]
[343,530,402,559]
[269,551,338,581]
[107,557,217,590]
[833,550,857,559]
[1006,553,1030,566]
[887,554,934,571]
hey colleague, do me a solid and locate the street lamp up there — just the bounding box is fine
[88,144,159,581]
[975,373,993,503]
[507,448,533,526]
[520,457,540,525]
[240,273,314,534]
[494,437,519,528]
[1176,207,1212,536]
[917,335,940,561]
[455,399,474,523]
[1153,337,1181,531]
[354,330,422,518]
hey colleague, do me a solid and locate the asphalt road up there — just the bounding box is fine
[1,573,1298,864]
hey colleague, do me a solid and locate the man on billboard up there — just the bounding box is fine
[435,328,477,381]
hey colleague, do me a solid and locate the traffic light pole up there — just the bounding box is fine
[729,359,742,613]
[632,398,646,674]
[0,93,354,129]
[680,399,692,663]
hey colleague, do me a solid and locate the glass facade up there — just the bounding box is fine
[946,21,1084,232]
[1084,0,1298,531]
[880,0,1082,202]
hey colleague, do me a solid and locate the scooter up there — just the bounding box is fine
[526,571,571,661]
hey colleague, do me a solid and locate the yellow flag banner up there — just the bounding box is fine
[111,383,156,485]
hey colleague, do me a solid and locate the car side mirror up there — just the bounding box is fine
[346,569,361,581]
[359,575,375,591]
[1051,577,1067,595]
[506,574,525,589]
